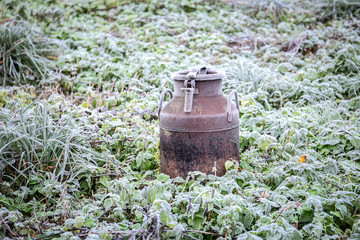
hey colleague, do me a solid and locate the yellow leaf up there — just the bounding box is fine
[47,56,58,60]
[241,99,249,107]
[81,102,89,108]
[297,155,307,163]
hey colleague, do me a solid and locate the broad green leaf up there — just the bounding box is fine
[157,173,170,182]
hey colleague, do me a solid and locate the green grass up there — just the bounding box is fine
[0,20,58,86]
[0,101,108,208]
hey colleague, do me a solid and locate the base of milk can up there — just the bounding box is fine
[160,127,239,178]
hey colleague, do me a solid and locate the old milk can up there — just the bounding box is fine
[158,66,239,178]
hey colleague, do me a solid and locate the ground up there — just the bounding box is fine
[0,0,360,239]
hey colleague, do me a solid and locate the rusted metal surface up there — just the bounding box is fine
[159,66,239,178]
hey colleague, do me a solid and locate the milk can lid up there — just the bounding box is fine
[171,66,226,81]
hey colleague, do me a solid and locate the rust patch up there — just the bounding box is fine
[160,129,239,178]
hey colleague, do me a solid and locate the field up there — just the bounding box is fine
[1,0,360,239]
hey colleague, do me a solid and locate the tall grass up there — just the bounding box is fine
[233,0,360,22]
[0,21,58,86]
[314,0,360,21]
[0,101,104,192]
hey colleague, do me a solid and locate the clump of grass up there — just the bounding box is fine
[233,0,360,23]
[0,101,104,192]
[313,0,360,21]
[0,21,58,86]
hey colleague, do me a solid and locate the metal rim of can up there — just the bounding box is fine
[171,68,226,81]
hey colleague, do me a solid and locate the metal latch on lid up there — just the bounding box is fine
[181,66,208,113]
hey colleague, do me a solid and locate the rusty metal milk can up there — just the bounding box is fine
[158,66,239,178]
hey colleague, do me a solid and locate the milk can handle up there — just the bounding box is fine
[158,89,173,119]
[227,90,239,122]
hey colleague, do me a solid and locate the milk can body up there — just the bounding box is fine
[158,67,239,178]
